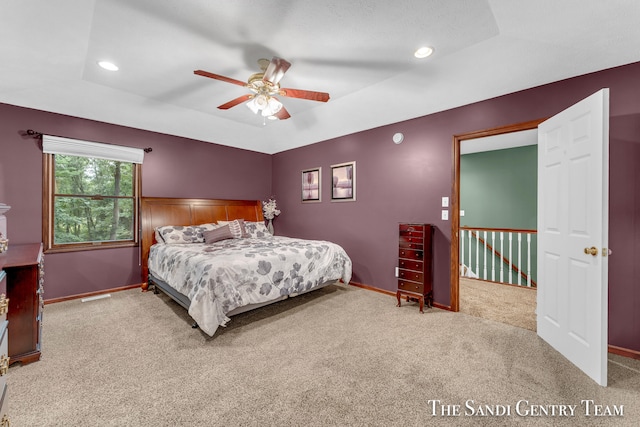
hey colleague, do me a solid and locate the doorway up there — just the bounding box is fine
[450,119,546,312]
[457,127,539,330]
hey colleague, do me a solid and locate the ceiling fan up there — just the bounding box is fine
[194,57,330,121]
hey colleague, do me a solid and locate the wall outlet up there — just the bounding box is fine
[441,210,449,220]
[460,210,465,217]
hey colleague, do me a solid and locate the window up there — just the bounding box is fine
[42,136,143,253]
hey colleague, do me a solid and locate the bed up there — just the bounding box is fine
[140,197,352,336]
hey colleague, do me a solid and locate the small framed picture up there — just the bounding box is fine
[331,161,356,202]
[302,167,321,202]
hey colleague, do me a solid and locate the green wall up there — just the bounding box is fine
[460,144,538,285]
[460,145,537,229]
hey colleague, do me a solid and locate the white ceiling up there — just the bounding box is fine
[1,0,639,154]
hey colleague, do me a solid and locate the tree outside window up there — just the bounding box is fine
[44,153,140,252]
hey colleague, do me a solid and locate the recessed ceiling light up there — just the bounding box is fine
[98,61,119,71]
[414,46,434,59]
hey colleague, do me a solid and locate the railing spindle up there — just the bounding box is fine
[483,231,488,280]
[527,233,531,287]
[468,230,472,275]
[500,232,504,283]
[517,233,522,286]
[491,231,495,282]
[460,229,465,272]
[508,232,513,284]
[475,230,479,279]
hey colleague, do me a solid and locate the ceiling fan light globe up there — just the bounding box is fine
[260,97,283,117]
[255,94,269,109]
[268,97,283,113]
[246,98,260,114]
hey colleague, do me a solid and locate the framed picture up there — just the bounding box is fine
[302,167,321,202]
[331,161,356,202]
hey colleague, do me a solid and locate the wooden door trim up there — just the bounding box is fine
[449,118,547,312]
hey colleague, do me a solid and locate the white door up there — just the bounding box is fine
[537,89,609,386]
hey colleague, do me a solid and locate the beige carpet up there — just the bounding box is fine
[460,277,537,331]
[8,284,640,426]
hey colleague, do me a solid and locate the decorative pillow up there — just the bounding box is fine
[155,223,222,244]
[204,225,234,243]
[156,225,204,244]
[217,219,248,238]
[244,221,273,238]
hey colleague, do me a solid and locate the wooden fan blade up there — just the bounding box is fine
[274,104,291,120]
[279,88,330,102]
[263,57,291,85]
[217,94,252,110]
[194,70,247,87]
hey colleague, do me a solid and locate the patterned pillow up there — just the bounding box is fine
[155,223,221,244]
[244,221,273,238]
[204,225,233,243]
[217,219,248,238]
[156,225,203,244]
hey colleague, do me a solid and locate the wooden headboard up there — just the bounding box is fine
[140,197,264,285]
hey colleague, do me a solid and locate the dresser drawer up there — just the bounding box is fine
[399,224,424,233]
[398,269,424,283]
[399,248,423,260]
[399,237,423,250]
[398,280,424,294]
[398,258,423,272]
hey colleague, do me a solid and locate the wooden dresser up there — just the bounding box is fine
[0,269,9,425]
[396,223,433,313]
[0,243,44,365]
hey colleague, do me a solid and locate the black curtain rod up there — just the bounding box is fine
[25,129,152,153]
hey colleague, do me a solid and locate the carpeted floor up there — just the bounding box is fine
[8,284,640,426]
[459,277,537,331]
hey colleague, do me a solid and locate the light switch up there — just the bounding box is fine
[442,197,449,207]
[441,210,449,220]
[460,210,465,217]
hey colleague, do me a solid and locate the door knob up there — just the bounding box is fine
[584,246,598,256]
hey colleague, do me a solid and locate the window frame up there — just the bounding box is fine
[42,153,141,253]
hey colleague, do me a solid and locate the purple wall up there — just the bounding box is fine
[273,62,640,352]
[0,104,272,299]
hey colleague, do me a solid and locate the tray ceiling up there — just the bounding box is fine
[1,0,639,154]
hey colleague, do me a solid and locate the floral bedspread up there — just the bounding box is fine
[148,236,352,336]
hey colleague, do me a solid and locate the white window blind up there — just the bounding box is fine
[42,135,144,164]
